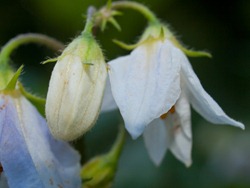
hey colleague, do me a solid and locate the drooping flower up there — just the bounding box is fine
[0,89,81,187]
[102,24,244,166]
[46,34,107,141]
[108,38,181,139]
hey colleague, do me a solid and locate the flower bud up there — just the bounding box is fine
[81,155,116,188]
[46,34,107,141]
[81,126,125,188]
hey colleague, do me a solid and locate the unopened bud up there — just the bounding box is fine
[81,126,125,188]
[81,155,116,188]
[46,34,107,141]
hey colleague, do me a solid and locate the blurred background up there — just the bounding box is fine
[0,0,249,187]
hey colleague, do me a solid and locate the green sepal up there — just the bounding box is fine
[101,19,108,32]
[111,10,123,17]
[4,65,23,90]
[42,57,58,64]
[112,23,164,51]
[170,35,212,58]
[181,48,212,58]
[106,0,112,9]
[18,83,46,117]
[108,17,121,31]
[101,16,122,31]
[98,2,122,32]
[112,39,139,50]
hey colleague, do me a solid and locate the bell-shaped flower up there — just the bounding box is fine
[108,39,181,139]
[0,89,81,187]
[46,34,107,141]
[103,24,244,166]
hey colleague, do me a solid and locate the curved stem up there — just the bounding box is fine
[108,125,126,162]
[108,1,158,24]
[0,33,64,65]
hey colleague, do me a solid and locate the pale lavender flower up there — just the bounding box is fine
[0,91,81,187]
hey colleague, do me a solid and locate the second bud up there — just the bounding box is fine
[46,33,107,141]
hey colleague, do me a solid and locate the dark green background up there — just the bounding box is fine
[0,0,249,187]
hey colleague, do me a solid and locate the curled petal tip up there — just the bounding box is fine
[237,122,245,130]
[130,132,140,140]
[125,124,142,140]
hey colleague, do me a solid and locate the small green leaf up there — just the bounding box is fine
[5,65,23,90]
[19,83,46,117]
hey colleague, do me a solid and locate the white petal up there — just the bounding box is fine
[108,40,181,139]
[100,75,118,112]
[166,113,192,167]
[143,118,169,166]
[179,50,244,129]
[175,91,192,139]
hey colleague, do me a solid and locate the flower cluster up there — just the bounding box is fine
[0,1,245,187]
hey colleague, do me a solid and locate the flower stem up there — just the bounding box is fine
[0,33,63,90]
[0,33,64,65]
[107,125,126,162]
[107,1,159,24]
[82,6,96,36]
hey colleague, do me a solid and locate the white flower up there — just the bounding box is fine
[143,91,192,166]
[46,36,107,141]
[102,37,244,166]
[0,91,81,187]
[108,40,181,139]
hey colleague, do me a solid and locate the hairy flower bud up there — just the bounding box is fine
[46,34,107,141]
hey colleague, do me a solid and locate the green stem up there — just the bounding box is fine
[0,33,64,65]
[82,6,96,35]
[109,1,159,24]
[107,125,126,162]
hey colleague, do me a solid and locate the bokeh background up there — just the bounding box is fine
[0,0,249,187]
